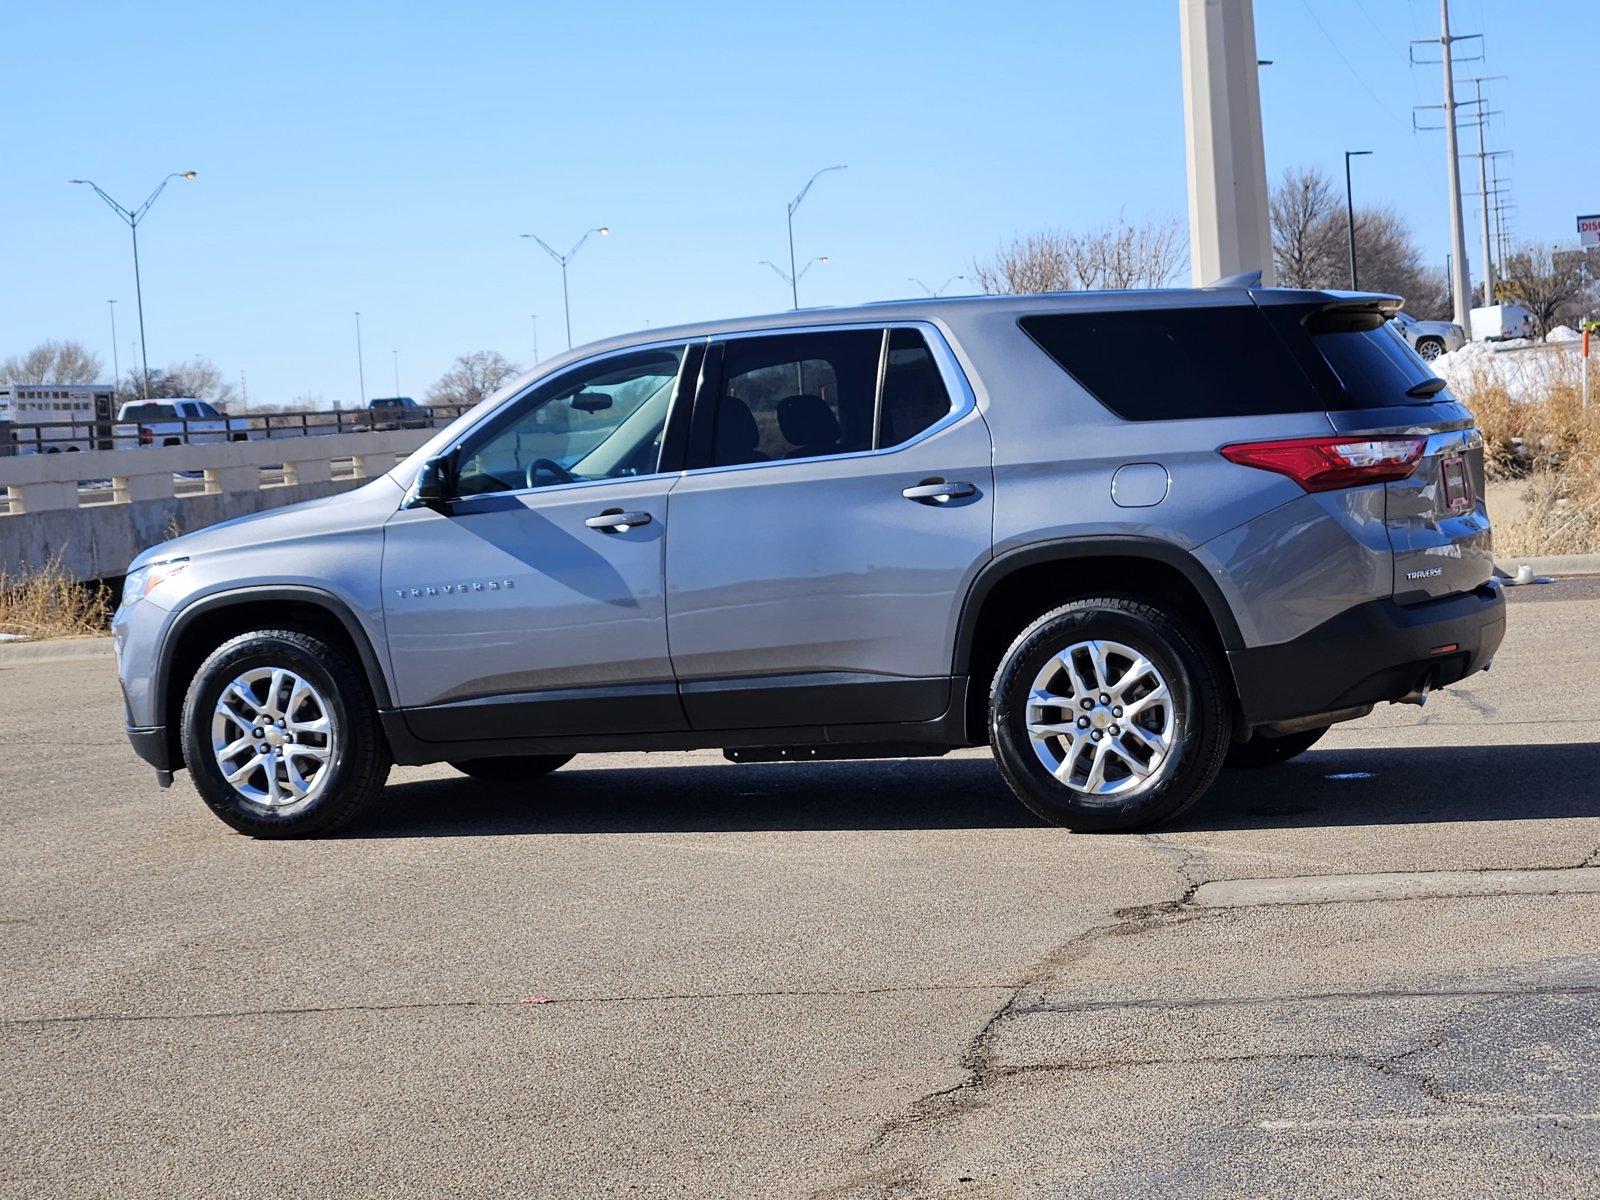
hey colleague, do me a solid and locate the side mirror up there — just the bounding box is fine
[572,391,614,414]
[410,454,452,507]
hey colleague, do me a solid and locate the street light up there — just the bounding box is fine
[354,312,367,406]
[1344,150,1373,290]
[909,274,969,298]
[785,165,846,308]
[68,171,197,399]
[520,227,609,349]
[107,300,120,390]
[762,256,828,296]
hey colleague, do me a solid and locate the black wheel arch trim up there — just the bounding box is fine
[950,536,1246,680]
[154,585,394,723]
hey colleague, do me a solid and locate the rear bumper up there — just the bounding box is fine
[1229,581,1506,726]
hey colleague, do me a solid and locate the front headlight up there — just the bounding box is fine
[119,558,189,609]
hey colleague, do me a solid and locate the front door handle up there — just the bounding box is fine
[902,478,977,504]
[585,508,653,532]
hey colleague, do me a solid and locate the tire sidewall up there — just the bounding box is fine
[991,604,1216,831]
[182,633,364,837]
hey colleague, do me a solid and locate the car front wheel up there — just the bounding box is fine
[180,628,391,838]
[989,598,1230,832]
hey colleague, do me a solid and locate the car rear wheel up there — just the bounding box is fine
[989,598,1230,832]
[449,755,573,782]
[1224,726,1327,769]
[180,628,391,838]
[1415,336,1446,360]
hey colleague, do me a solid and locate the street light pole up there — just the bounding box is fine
[531,314,540,364]
[354,312,367,406]
[107,300,120,390]
[1344,150,1373,289]
[762,257,828,298]
[520,227,609,349]
[909,274,969,298]
[68,171,197,400]
[785,165,846,309]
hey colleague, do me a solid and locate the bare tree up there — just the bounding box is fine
[1270,168,1342,288]
[1269,166,1451,320]
[1497,243,1599,336]
[0,339,105,385]
[974,216,1186,295]
[118,358,239,407]
[427,351,522,407]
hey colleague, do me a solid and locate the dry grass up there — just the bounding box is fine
[1450,350,1600,556]
[0,556,113,640]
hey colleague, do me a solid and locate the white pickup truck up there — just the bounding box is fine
[116,399,251,447]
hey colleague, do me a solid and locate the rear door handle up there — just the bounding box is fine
[585,508,653,532]
[902,478,976,504]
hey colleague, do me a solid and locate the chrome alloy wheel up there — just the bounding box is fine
[1024,638,1176,800]
[211,667,336,809]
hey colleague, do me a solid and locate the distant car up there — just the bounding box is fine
[365,396,432,430]
[1391,311,1466,361]
[1468,304,1536,343]
[117,399,250,447]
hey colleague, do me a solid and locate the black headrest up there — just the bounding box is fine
[715,396,761,459]
[776,394,839,449]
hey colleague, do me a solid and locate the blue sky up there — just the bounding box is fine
[2,0,1592,406]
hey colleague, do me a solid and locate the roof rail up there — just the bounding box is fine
[1207,269,1262,289]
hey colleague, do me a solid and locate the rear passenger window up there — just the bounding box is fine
[1019,306,1322,420]
[713,330,882,465]
[878,328,954,448]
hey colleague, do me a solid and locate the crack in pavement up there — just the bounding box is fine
[1,981,1016,1029]
[1006,980,1600,1018]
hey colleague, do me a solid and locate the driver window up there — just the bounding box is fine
[454,346,686,497]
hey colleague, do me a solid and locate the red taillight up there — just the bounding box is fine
[1220,436,1426,493]
[138,425,153,446]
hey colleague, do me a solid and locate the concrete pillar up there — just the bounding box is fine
[283,457,332,487]
[113,473,175,505]
[1180,0,1274,286]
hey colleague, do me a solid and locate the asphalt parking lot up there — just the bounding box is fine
[4,580,1600,1198]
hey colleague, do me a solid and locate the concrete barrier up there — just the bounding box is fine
[0,428,434,581]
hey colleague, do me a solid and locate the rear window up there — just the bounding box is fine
[1022,303,1437,420]
[1018,305,1324,421]
[1309,322,1437,405]
[122,403,178,421]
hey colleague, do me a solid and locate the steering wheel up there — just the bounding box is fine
[524,457,575,490]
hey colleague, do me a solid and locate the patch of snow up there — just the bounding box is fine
[0,632,33,643]
[1546,325,1582,343]
[1431,335,1582,404]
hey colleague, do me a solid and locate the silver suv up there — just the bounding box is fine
[115,283,1505,837]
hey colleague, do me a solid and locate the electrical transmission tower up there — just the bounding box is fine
[1410,0,1482,327]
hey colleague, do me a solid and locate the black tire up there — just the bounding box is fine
[449,754,573,782]
[1415,336,1446,361]
[1224,726,1327,770]
[180,628,391,838]
[989,598,1231,833]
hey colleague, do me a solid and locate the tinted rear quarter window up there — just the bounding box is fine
[1019,305,1324,420]
[878,328,954,448]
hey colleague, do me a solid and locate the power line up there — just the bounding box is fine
[1299,0,1408,127]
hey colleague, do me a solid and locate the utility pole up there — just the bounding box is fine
[1466,76,1506,305]
[107,300,120,389]
[1411,2,1478,328]
[354,311,367,406]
